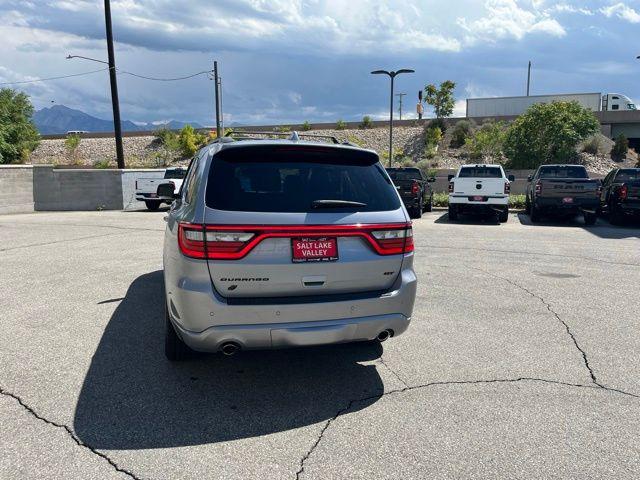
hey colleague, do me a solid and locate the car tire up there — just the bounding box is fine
[424,196,433,212]
[583,211,597,226]
[165,304,191,361]
[498,207,509,223]
[610,205,624,225]
[525,196,531,214]
[145,200,161,211]
[530,203,540,223]
[412,205,422,219]
[448,205,458,221]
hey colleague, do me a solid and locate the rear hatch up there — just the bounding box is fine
[538,178,599,199]
[198,143,410,299]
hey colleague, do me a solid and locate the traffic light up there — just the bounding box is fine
[418,90,422,102]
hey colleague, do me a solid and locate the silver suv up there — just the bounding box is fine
[162,133,417,360]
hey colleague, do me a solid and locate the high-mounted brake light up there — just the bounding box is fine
[619,184,628,201]
[535,181,542,196]
[178,223,413,259]
[411,181,420,196]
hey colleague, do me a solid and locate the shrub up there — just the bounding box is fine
[0,88,40,164]
[415,159,434,178]
[581,135,605,155]
[504,101,599,168]
[360,115,373,129]
[178,124,207,157]
[335,119,347,130]
[509,194,526,209]
[432,192,449,207]
[611,134,629,159]
[93,158,112,169]
[450,120,473,148]
[64,134,81,163]
[301,121,312,131]
[400,158,415,168]
[465,121,507,160]
[346,135,363,147]
[424,126,442,158]
[428,117,446,133]
[274,125,291,133]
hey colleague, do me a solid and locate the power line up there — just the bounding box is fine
[0,67,109,86]
[119,70,213,81]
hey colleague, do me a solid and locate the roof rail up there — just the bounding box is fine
[224,130,341,145]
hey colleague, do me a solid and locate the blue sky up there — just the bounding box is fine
[0,0,639,126]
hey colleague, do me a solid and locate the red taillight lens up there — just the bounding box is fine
[535,181,542,195]
[411,181,420,195]
[371,227,413,254]
[178,223,206,258]
[179,224,256,259]
[619,185,628,200]
[448,182,454,193]
[504,182,511,194]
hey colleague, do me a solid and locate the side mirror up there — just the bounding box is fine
[508,175,515,182]
[157,182,180,199]
[447,174,455,181]
[527,175,533,182]
[427,177,436,183]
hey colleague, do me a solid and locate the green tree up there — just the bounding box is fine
[465,121,507,159]
[359,115,373,129]
[504,101,599,169]
[178,124,207,158]
[0,88,40,164]
[423,80,456,119]
[611,133,629,160]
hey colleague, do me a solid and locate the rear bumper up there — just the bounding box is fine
[449,195,508,206]
[135,193,171,202]
[172,312,410,351]
[534,197,599,212]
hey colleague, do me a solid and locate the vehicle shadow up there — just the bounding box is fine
[434,212,500,225]
[516,213,640,239]
[73,271,384,450]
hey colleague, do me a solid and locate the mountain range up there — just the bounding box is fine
[33,105,203,135]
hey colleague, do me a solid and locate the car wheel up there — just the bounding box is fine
[145,200,161,211]
[525,196,531,214]
[424,196,433,212]
[610,205,624,225]
[583,211,597,226]
[529,202,541,223]
[498,207,509,223]
[412,205,422,219]
[448,205,458,221]
[165,304,192,361]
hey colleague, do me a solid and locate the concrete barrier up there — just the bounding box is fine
[0,165,34,214]
[33,166,123,211]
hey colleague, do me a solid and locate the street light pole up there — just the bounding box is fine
[213,61,222,137]
[371,69,415,167]
[104,0,124,169]
[395,93,406,120]
[526,60,532,97]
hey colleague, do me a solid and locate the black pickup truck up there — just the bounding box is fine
[386,167,434,219]
[525,165,601,225]
[599,168,640,224]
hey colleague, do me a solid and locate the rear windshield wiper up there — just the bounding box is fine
[311,199,367,209]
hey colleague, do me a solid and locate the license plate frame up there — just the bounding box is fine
[472,195,484,202]
[291,237,339,263]
[562,197,574,204]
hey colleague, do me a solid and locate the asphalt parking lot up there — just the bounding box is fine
[1,210,639,479]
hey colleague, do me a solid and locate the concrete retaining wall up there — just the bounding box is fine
[0,166,34,214]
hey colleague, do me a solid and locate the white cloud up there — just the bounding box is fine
[458,0,566,43]
[600,3,640,23]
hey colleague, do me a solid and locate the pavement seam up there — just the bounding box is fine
[0,386,141,480]
[470,267,602,386]
[294,376,638,479]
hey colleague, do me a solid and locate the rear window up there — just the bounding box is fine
[458,166,502,178]
[616,169,640,182]
[386,169,422,181]
[206,146,401,212]
[538,166,588,179]
[164,169,186,179]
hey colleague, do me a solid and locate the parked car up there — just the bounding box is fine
[525,165,600,225]
[135,167,187,210]
[386,167,434,219]
[447,164,513,222]
[162,134,417,360]
[599,168,640,224]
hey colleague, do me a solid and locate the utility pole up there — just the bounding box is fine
[104,0,124,169]
[395,93,406,120]
[526,60,532,97]
[213,61,222,137]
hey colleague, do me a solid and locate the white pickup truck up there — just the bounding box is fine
[135,167,187,210]
[448,164,514,223]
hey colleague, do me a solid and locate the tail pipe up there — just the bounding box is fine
[221,342,241,356]
[377,330,392,342]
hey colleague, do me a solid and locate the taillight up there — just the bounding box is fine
[619,185,628,201]
[371,227,414,254]
[178,223,413,259]
[504,182,511,194]
[535,181,542,196]
[448,181,454,193]
[411,181,420,196]
[595,184,602,197]
[135,180,138,190]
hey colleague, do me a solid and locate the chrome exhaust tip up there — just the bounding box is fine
[377,330,391,342]
[221,342,240,356]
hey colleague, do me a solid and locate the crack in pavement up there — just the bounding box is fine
[0,386,140,480]
[470,266,602,386]
[294,376,639,479]
[378,356,408,388]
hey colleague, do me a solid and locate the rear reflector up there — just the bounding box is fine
[178,223,414,259]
